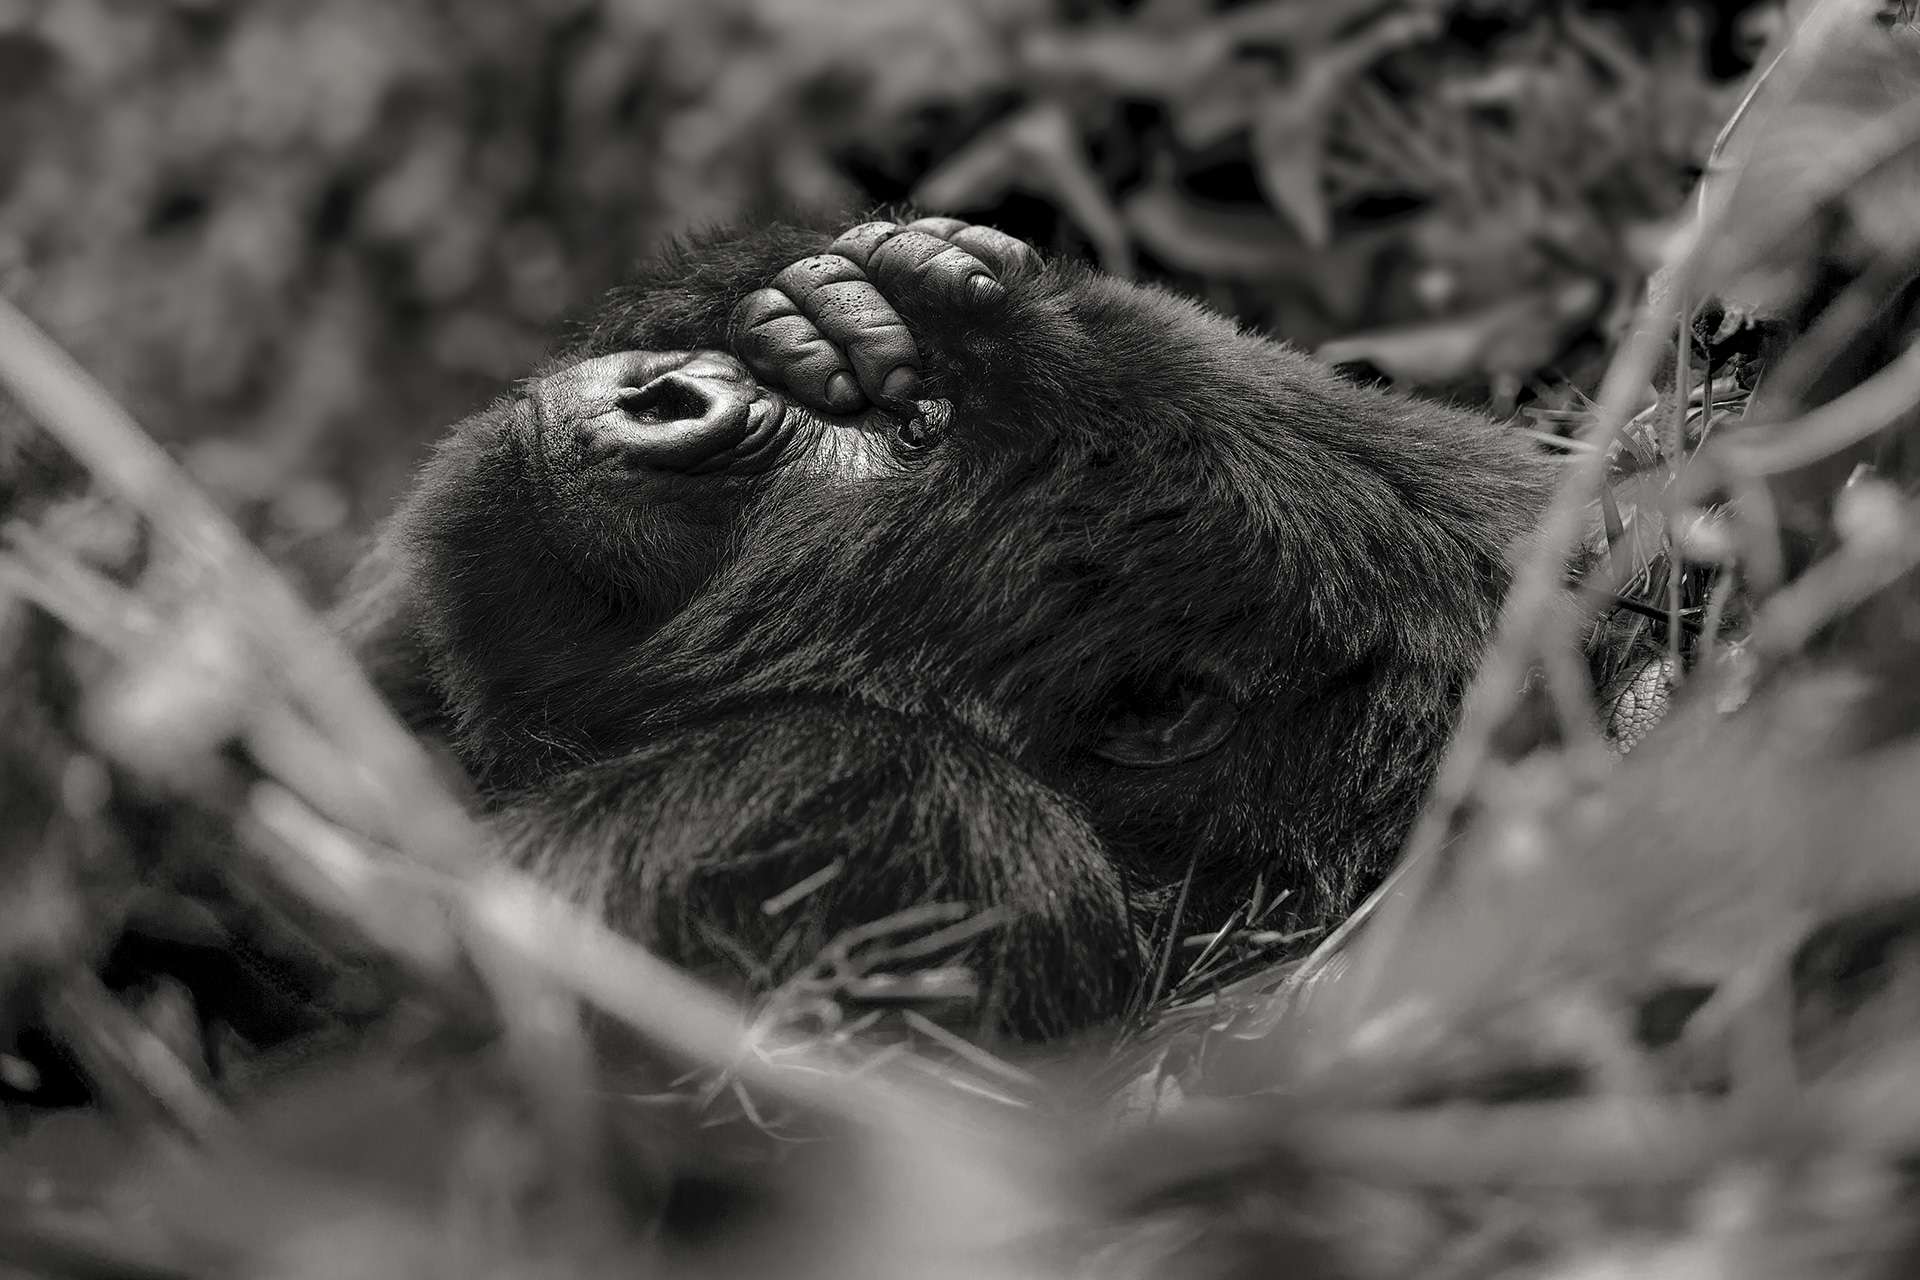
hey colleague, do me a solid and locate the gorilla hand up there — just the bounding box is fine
[728,218,1034,414]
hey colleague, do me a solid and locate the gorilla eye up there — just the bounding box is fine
[895,400,951,452]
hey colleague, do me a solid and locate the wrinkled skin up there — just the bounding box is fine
[340,216,1557,1038]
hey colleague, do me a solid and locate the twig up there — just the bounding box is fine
[1744,264,1920,420]
[861,908,1015,971]
[1718,338,1920,476]
[0,299,477,873]
[38,972,233,1144]
[899,1010,1038,1090]
[1697,74,1920,296]
[1139,851,1198,1021]
[466,874,1056,1193]
[1748,497,1920,656]
[1665,290,1694,686]
[0,1211,194,1280]
[1292,1097,1720,1187]
[761,858,845,916]
[1538,624,1611,773]
[0,550,157,653]
[1175,903,1245,980]
[239,782,468,989]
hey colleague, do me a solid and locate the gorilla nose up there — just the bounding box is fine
[563,352,782,473]
[608,371,754,470]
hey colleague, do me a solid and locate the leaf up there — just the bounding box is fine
[1315,279,1603,387]
[1249,9,1441,247]
[1167,59,1282,148]
[1018,22,1232,101]
[750,0,1016,120]
[1122,181,1391,322]
[1599,654,1675,753]
[1251,98,1334,250]
[1120,182,1309,278]
[917,102,1134,276]
[1700,0,1920,301]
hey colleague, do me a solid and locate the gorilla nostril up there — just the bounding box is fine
[617,375,709,423]
[580,369,769,473]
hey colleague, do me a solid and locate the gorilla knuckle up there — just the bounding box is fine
[827,221,906,266]
[906,215,969,239]
[737,312,818,350]
[730,287,799,331]
[869,229,946,265]
[808,280,883,323]
[852,317,912,343]
[774,254,867,297]
[951,226,1032,275]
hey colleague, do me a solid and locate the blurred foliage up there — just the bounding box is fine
[26,2,1920,1276]
[0,0,1036,580]
[1,0,1764,587]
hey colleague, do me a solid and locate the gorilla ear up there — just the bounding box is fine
[1093,681,1239,768]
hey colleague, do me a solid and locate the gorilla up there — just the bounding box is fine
[340,217,1556,1037]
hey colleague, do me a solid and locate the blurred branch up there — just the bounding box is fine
[38,972,233,1144]
[0,299,477,875]
[917,102,1135,276]
[1718,337,1920,475]
[1749,492,1920,657]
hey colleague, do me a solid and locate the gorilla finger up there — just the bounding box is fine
[734,308,864,413]
[770,252,874,304]
[905,216,970,240]
[867,230,1006,313]
[732,288,855,408]
[826,221,909,270]
[900,216,1033,278]
[947,225,1035,278]
[730,284,803,348]
[769,258,923,403]
[786,280,922,404]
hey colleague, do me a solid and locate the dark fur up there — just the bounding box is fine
[341,222,1557,1036]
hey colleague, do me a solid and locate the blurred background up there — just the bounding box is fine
[0,0,1773,589]
[18,7,1920,1275]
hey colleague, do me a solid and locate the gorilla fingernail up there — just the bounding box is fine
[825,371,862,411]
[882,367,920,401]
[967,273,1005,306]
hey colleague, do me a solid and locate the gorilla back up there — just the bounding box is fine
[340,218,1557,1038]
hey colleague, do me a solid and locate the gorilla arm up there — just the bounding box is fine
[486,699,1141,1039]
